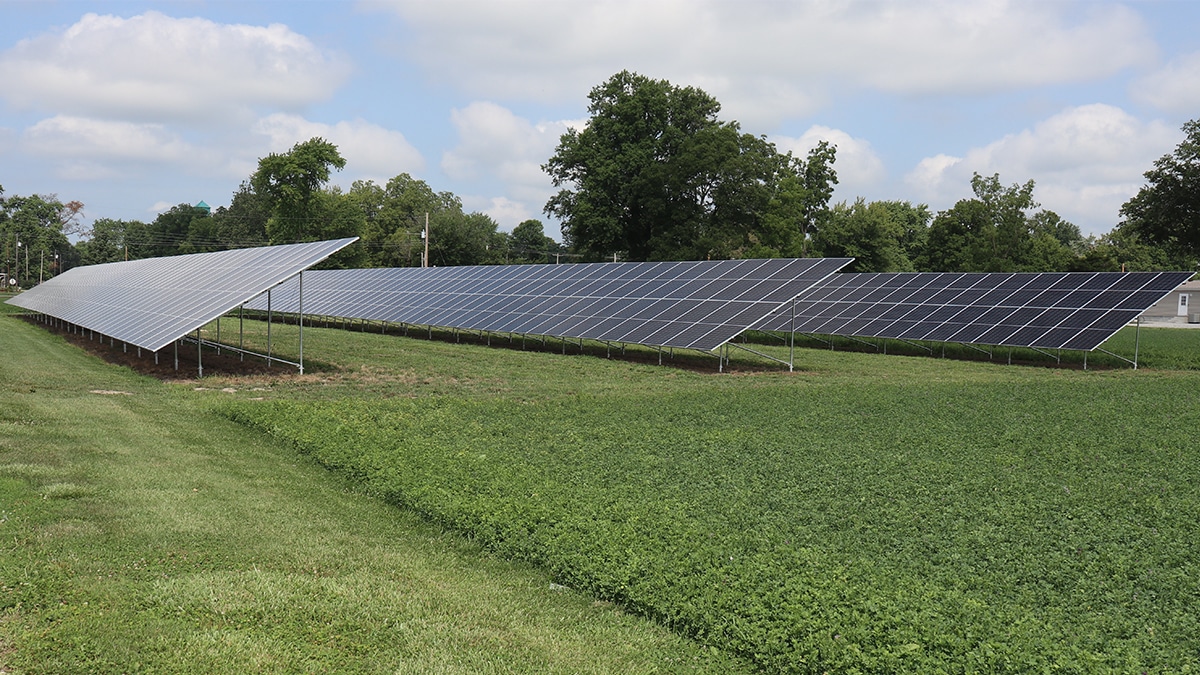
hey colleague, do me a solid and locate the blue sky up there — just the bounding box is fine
[1,0,1198,241]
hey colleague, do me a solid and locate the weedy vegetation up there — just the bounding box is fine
[5,298,1200,672]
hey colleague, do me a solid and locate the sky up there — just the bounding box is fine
[1,0,1198,242]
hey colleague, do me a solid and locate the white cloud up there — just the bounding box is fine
[773,126,886,201]
[367,0,1154,129]
[0,11,351,124]
[22,116,198,161]
[252,113,425,180]
[1132,51,1200,114]
[477,196,536,232]
[904,104,1179,235]
[442,101,574,228]
[907,155,964,197]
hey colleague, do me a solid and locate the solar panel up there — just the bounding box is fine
[757,271,1194,351]
[6,238,357,352]
[245,258,851,352]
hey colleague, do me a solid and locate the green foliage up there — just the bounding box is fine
[0,314,742,673]
[222,340,1200,673]
[509,219,561,263]
[251,137,347,244]
[346,174,510,268]
[429,211,505,267]
[921,173,1081,272]
[210,181,271,246]
[544,71,831,261]
[0,190,75,287]
[350,174,462,267]
[74,217,142,264]
[762,141,839,258]
[812,198,926,272]
[1120,118,1200,265]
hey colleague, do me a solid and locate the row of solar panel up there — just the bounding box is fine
[756,271,1193,351]
[8,239,1190,359]
[5,239,358,352]
[250,257,852,351]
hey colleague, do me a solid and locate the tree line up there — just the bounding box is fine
[545,71,1198,273]
[2,71,1197,289]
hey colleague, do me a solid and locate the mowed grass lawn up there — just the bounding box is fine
[0,308,748,674]
[5,300,1200,673]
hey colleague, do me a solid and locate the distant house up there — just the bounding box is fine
[1140,279,1200,323]
[195,200,211,214]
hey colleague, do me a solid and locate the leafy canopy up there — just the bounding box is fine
[251,137,347,243]
[544,71,837,261]
[1120,118,1200,266]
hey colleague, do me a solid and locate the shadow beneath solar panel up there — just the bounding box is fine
[351,322,794,374]
[741,331,1130,370]
[25,315,338,380]
[269,314,801,374]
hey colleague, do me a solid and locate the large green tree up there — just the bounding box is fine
[761,141,839,257]
[350,174,463,267]
[509,219,560,263]
[1,190,76,286]
[75,218,144,265]
[210,181,272,247]
[921,173,1078,272]
[813,199,929,272]
[1119,118,1200,266]
[251,137,347,243]
[544,71,817,261]
[428,212,504,267]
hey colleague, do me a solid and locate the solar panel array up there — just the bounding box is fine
[756,271,1194,351]
[5,238,357,352]
[245,258,851,352]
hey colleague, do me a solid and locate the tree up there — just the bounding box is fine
[141,203,210,256]
[210,181,271,247]
[1,191,75,286]
[251,137,347,243]
[428,212,502,267]
[762,141,839,257]
[813,199,925,272]
[1087,224,1191,271]
[310,187,368,269]
[509,219,560,263]
[920,173,1077,272]
[76,218,144,265]
[544,71,807,261]
[351,174,463,267]
[1120,118,1200,266]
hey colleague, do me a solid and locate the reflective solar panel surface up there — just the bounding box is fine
[245,258,851,351]
[5,238,357,352]
[756,271,1194,351]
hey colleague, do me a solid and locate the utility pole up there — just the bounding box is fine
[423,212,429,268]
[14,239,20,288]
[39,250,44,284]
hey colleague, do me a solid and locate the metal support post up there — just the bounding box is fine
[1134,317,1141,370]
[788,300,796,372]
[197,329,203,377]
[267,289,273,368]
[298,271,304,374]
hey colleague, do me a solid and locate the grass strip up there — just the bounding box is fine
[0,313,745,673]
[220,336,1200,672]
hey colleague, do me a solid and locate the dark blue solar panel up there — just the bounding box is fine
[756,270,1192,352]
[5,238,357,352]
[242,257,851,352]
